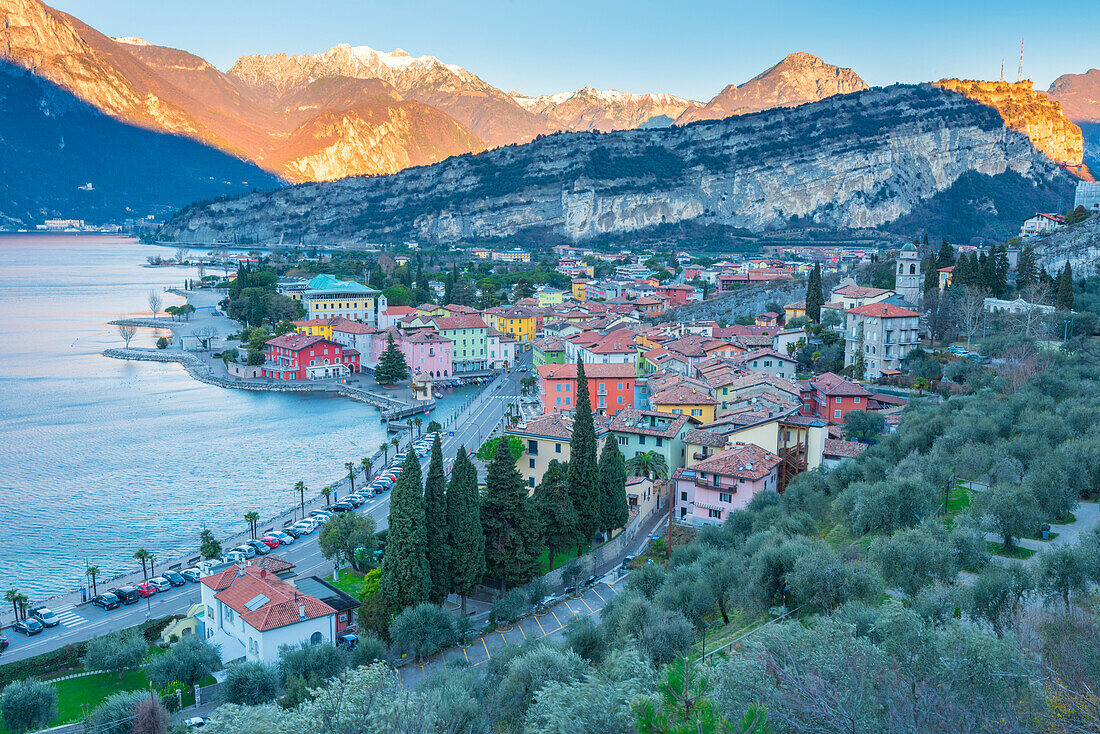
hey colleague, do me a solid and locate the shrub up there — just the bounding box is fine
[220,661,279,705]
[0,679,57,734]
[389,604,457,662]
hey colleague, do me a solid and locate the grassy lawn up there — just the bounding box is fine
[537,544,584,573]
[984,541,1036,559]
[689,608,759,660]
[332,569,370,598]
[50,669,150,724]
[1023,530,1059,541]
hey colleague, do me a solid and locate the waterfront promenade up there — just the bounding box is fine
[0,350,533,664]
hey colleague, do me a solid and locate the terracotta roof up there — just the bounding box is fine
[538,363,636,380]
[845,302,921,318]
[810,372,872,397]
[833,284,893,298]
[739,348,795,363]
[785,300,807,309]
[684,428,728,448]
[533,337,565,351]
[937,266,955,273]
[610,408,695,438]
[724,372,800,396]
[823,438,868,459]
[443,304,479,314]
[332,321,378,335]
[689,443,781,480]
[291,316,349,328]
[201,565,335,632]
[508,411,611,441]
[246,554,294,575]
[417,303,441,310]
[650,384,717,406]
[265,333,327,350]
[383,306,417,315]
[433,315,487,330]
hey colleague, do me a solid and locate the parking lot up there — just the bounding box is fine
[397,576,623,688]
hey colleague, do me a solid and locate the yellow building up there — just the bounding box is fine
[293,316,343,339]
[301,274,385,325]
[650,384,717,424]
[536,288,565,308]
[572,280,589,302]
[507,413,612,492]
[492,248,531,263]
[485,306,537,343]
[416,303,445,317]
[684,416,827,474]
[784,300,807,322]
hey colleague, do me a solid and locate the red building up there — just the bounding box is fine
[538,362,636,415]
[262,333,360,381]
[657,283,695,305]
[799,371,872,424]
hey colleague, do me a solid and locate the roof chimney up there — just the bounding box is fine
[298,602,306,620]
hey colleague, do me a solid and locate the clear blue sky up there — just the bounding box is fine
[51,0,1099,100]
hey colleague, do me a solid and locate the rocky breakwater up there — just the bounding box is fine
[934,79,1083,167]
[160,83,1070,245]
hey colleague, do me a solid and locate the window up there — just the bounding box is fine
[529,458,536,469]
[708,509,722,519]
[556,383,562,392]
[834,409,841,419]
[691,408,702,417]
[618,382,623,390]
[681,491,688,501]
[672,408,683,415]
[556,396,562,406]
[564,397,571,405]
[528,476,535,488]
[835,396,842,404]
[720,492,732,503]
[656,437,664,447]
[555,442,562,453]
[638,435,646,445]
[618,436,628,446]
[310,631,324,646]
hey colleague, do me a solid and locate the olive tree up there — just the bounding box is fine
[146,636,222,688]
[83,628,148,675]
[388,603,457,662]
[0,679,57,734]
[220,661,279,706]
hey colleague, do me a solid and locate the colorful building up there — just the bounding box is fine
[300,274,386,325]
[650,384,717,424]
[538,362,636,415]
[799,372,873,424]
[673,443,782,525]
[262,333,360,380]
[431,315,488,373]
[532,337,567,367]
[609,408,696,476]
[484,306,537,344]
[536,288,565,308]
[572,279,589,302]
[507,412,612,490]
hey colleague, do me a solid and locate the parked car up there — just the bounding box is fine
[180,568,202,583]
[148,577,172,592]
[135,582,158,598]
[110,586,140,605]
[281,526,305,539]
[0,636,9,651]
[257,537,281,549]
[31,607,60,627]
[12,619,43,636]
[92,593,120,610]
[330,502,354,514]
[265,532,294,546]
[310,510,332,521]
[232,544,258,558]
[163,571,187,587]
[335,632,358,650]
[222,551,248,564]
[345,494,365,507]
[184,717,207,729]
[246,539,272,555]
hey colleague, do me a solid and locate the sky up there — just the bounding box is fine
[49,0,1100,101]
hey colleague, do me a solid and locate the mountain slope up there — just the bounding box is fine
[675,52,868,125]
[159,84,1071,245]
[1047,69,1100,122]
[0,61,281,227]
[227,44,554,147]
[510,87,702,132]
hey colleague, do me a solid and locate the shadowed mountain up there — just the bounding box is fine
[0,61,281,227]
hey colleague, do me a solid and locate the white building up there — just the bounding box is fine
[1020,213,1065,238]
[1074,181,1100,213]
[894,243,922,305]
[199,564,336,665]
[983,297,1056,315]
[843,302,922,379]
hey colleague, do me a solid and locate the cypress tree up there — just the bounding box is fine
[482,435,542,590]
[567,358,600,550]
[533,460,579,572]
[1016,245,1038,290]
[992,246,1010,298]
[921,232,929,248]
[805,264,823,322]
[978,252,992,292]
[446,447,484,614]
[1056,262,1074,311]
[597,436,629,539]
[423,433,449,604]
[379,451,429,612]
[937,237,955,268]
[923,256,939,294]
[374,332,409,384]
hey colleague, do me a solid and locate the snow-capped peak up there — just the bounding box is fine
[114,36,151,46]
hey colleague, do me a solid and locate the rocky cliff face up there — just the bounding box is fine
[934,79,1083,166]
[1031,214,1100,274]
[511,87,702,132]
[675,52,868,125]
[160,84,1069,245]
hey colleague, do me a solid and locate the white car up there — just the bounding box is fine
[222,551,247,564]
[267,531,295,545]
[148,577,171,592]
[232,544,258,558]
[292,521,315,535]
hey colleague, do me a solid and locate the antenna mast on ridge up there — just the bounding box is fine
[1000,59,1005,82]
[1017,38,1024,82]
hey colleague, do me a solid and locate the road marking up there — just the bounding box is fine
[580,597,594,613]
[462,646,470,665]
[550,609,563,630]
[590,587,606,603]
[516,621,527,640]
[480,636,491,660]
[533,614,547,635]
[54,609,87,628]
[563,599,577,616]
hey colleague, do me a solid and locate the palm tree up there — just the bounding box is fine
[85,566,100,596]
[914,377,930,395]
[4,588,19,617]
[361,457,372,481]
[345,462,356,493]
[294,481,306,519]
[626,451,669,480]
[379,442,389,464]
[244,511,260,538]
[413,416,423,436]
[391,437,401,459]
[15,594,29,620]
[133,549,152,580]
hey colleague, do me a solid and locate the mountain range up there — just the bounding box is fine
[0,0,878,186]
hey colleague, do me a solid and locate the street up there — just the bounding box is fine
[0,352,532,664]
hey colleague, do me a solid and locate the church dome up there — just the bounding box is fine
[901,243,917,252]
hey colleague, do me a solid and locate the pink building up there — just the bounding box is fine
[672,443,781,525]
[400,329,453,378]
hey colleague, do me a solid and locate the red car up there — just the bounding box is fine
[258,537,281,549]
[135,582,157,598]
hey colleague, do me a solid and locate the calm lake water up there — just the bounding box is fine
[0,235,471,595]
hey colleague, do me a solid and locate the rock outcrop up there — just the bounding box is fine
[934,79,1083,166]
[159,84,1070,245]
[1031,213,1100,274]
[675,52,868,125]
[1047,69,1100,123]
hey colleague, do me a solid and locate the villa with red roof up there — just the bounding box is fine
[799,372,873,424]
[538,362,636,415]
[673,443,782,524]
[262,333,360,380]
[842,302,921,379]
[200,564,337,664]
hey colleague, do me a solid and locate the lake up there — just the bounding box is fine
[0,234,471,595]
